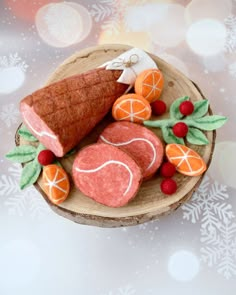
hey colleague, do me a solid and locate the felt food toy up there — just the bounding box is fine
[98,121,164,179]
[134,69,164,103]
[72,143,142,207]
[112,94,152,123]
[20,48,157,158]
[42,164,70,205]
[166,144,206,176]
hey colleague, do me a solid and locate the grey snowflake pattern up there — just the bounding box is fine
[0,163,50,219]
[224,15,236,53]
[182,176,236,279]
[0,52,28,72]
[90,0,128,34]
[201,220,236,279]
[0,103,20,128]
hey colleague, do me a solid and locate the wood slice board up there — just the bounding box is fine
[16,44,215,227]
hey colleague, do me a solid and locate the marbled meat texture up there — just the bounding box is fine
[72,143,142,207]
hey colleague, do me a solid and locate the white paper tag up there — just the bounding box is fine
[101,48,158,85]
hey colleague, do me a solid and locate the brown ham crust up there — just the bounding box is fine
[20,68,128,157]
[98,122,164,179]
[72,143,142,207]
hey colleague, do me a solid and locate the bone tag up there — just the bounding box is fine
[101,48,158,85]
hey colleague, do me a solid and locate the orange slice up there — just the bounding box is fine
[42,164,70,205]
[166,144,206,176]
[112,94,151,123]
[135,69,164,103]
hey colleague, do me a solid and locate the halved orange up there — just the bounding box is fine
[112,94,151,123]
[166,144,206,176]
[42,164,70,204]
[135,69,164,103]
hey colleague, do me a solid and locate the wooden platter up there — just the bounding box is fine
[16,44,215,227]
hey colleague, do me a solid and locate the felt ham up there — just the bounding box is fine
[72,143,142,207]
[98,122,164,179]
[20,68,128,157]
[20,48,157,157]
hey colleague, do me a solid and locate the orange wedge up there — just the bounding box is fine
[166,144,206,176]
[112,94,151,123]
[135,69,164,103]
[42,164,70,205]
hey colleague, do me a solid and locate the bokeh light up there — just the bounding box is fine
[186,19,227,56]
[0,66,25,94]
[5,0,58,22]
[208,141,236,189]
[35,2,92,48]
[0,239,41,287]
[168,250,200,281]
[150,4,187,47]
[185,0,232,24]
[99,30,153,52]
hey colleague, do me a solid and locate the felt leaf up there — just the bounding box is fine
[162,126,185,144]
[186,127,209,145]
[5,145,37,163]
[188,100,209,119]
[170,96,189,120]
[18,125,38,142]
[144,119,175,128]
[186,115,227,131]
[20,160,42,190]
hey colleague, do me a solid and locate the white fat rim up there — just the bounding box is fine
[24,117,57,139]
[100,135,156,171]
[75,160,134,196]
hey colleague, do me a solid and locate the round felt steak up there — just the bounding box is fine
[72,143,142,207]
[98,121,164,179]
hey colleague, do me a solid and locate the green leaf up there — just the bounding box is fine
[170,96,189,120]
[18,125,38,142]
[186,127,209,145]
[20,160,42,190]
[188,100,209,119]
[5,145,37,163]
[162,126,185,144]
[144,119,175,128]
[186,115,228,131]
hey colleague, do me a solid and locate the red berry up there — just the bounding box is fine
[151,100,167,116]
[161,178,177,195]
[173,122,188,138]
[179,101,194,116]
[38,150,55,166]
[160,162,176,178]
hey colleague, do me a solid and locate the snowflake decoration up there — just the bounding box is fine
[182,176,236,279]
[182,176,234,231]
[0,163,50,219]
[0,53,28,72]
[201,220,236,279]
[224,15,236,53]
[90,0,129,34]
[44,4,79,42]
[0,103,20,128]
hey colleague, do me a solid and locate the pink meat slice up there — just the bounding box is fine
[72,143,142,207]
[20,68,128,157]
[98,121,164,179]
